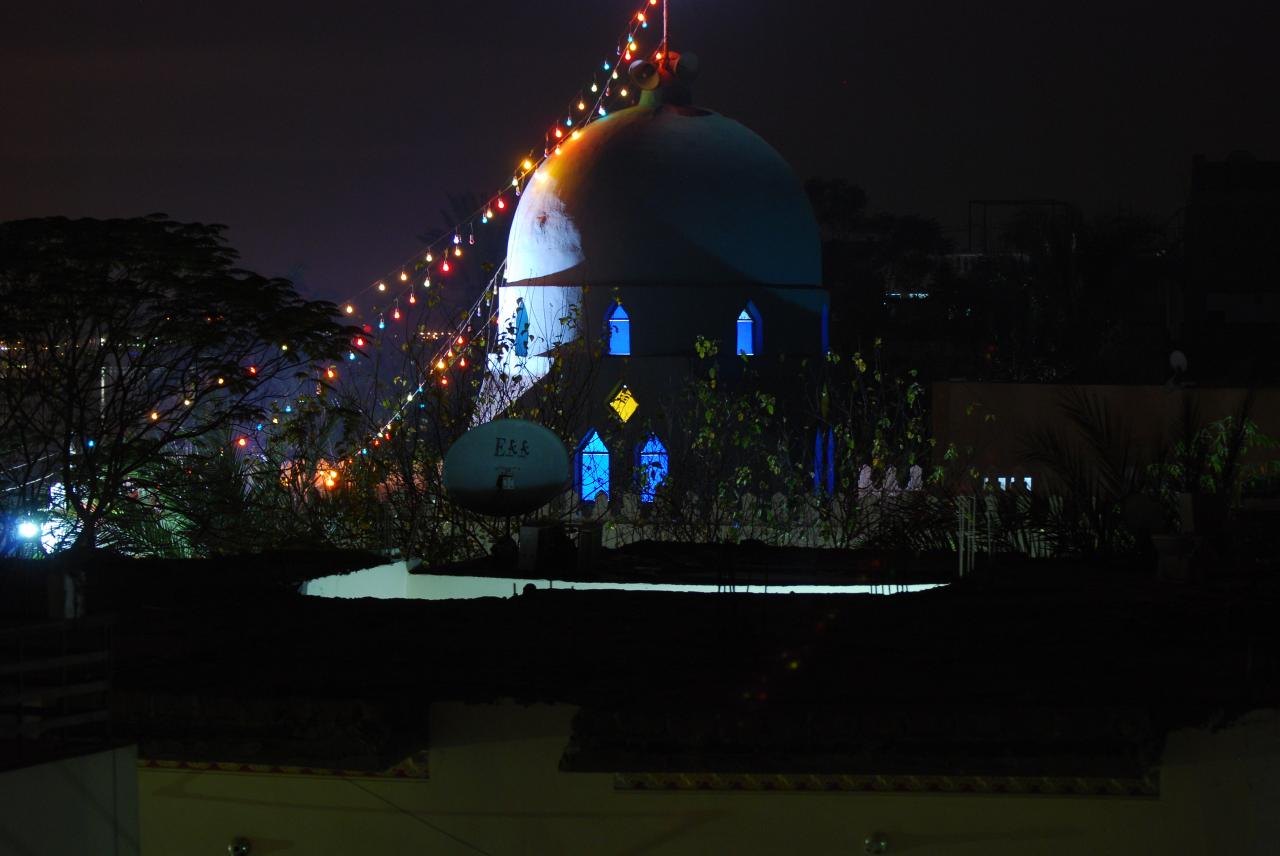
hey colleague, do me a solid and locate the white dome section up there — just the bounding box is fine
[505,104,821,287]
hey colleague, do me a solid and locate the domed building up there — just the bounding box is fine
[482,53,827,503]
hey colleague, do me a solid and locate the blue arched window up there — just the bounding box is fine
[737,302,760,356]
[814,428,836,494]
[637,434,669,503]
[514,297,530,358]
[607,302,630,355]
[577,430,610,502]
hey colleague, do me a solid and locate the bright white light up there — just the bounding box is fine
[16,521,39,539]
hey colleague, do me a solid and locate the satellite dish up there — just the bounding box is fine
[443,419,570,516]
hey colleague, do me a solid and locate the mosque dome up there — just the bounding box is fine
[505,100,821,288]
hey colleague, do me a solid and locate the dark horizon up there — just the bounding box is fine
[2,0,1277,302]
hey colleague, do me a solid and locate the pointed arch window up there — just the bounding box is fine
[607,302,630,355]
[577,430,610,502]
[737,302,760,356]
[814,428,836,494]
[514,297,530,358]
[637,434,669,503]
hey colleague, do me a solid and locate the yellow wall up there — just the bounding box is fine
[137,703,1280,855]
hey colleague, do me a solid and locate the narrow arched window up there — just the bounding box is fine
[737,302,760,356]
[577,430,610,502]
[637,434,669,503]
[607,302,630,355]
[514,297,530,358]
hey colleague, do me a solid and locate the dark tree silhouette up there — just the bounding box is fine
[0,215,352,551]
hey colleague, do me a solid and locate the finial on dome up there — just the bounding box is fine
[629,50,699,107]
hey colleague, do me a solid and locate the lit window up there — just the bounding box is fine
[607,302,630,355]
[737,302,760,355]
[514,297,530,358]
[821,303,830,353]
[813,428,836,493]
[637,434,668,502]
[608,384,638,423]
[578,430,610,502]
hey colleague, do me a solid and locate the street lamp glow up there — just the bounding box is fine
[17,521,39,539]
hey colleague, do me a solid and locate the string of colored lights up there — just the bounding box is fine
[334,0,660,322]
[321,3,666,450]
[226,2,666,467]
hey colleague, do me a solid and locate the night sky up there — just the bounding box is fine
[3,0,1276,303]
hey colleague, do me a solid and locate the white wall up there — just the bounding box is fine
[301,561,943,601]
[0,745,139,856]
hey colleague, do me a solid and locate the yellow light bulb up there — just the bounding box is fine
[571,129,582,140]
[620,88,629,97]
[345,304,355,314]
[577,100,586,111]
[521,158,534,170]
[150,411,159,421]
[436,359,446,370]
[399,271,407,282]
